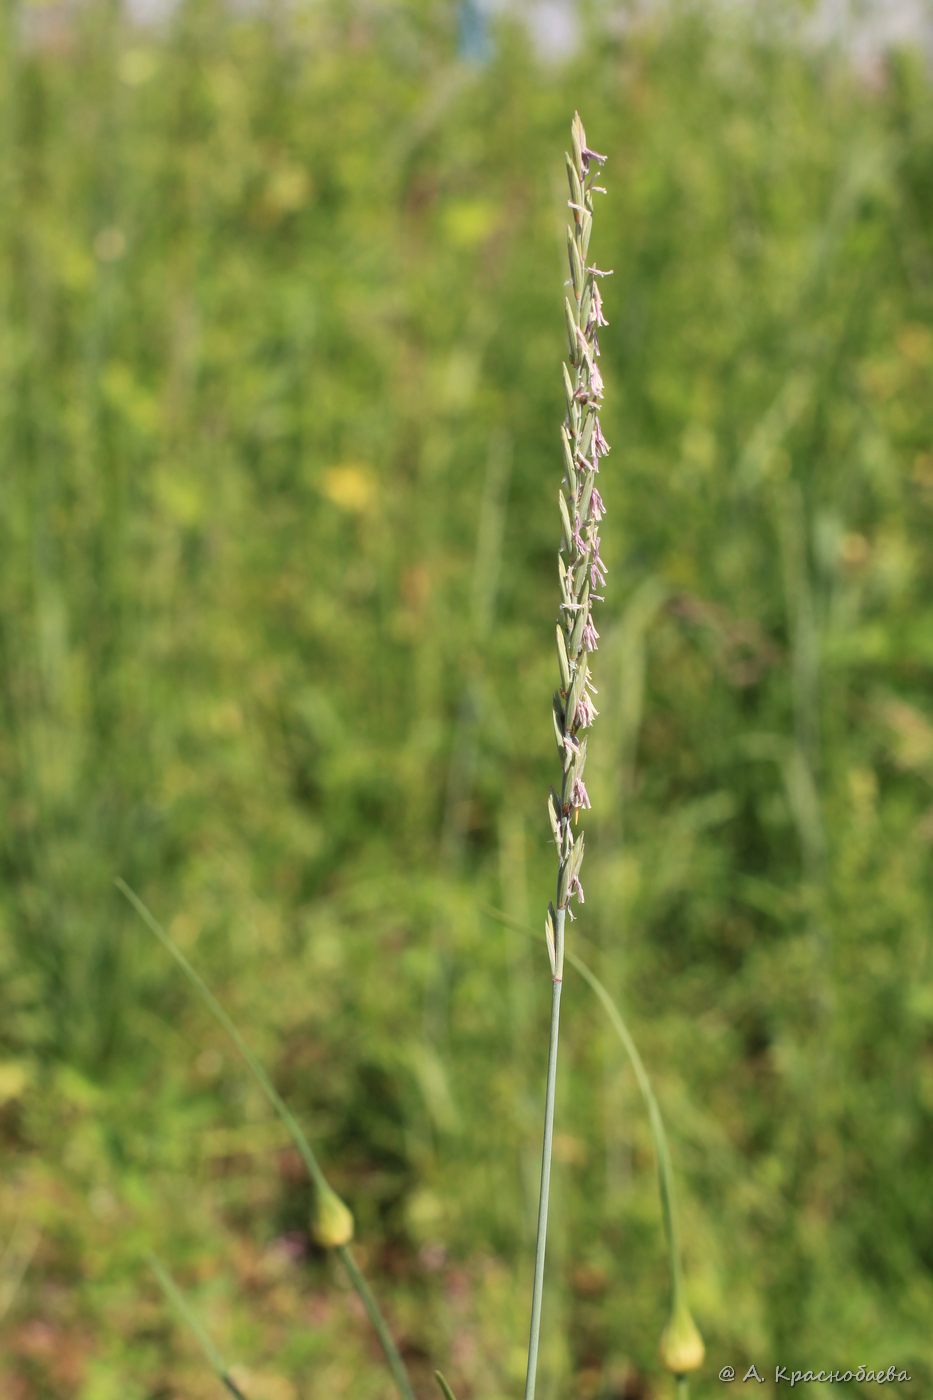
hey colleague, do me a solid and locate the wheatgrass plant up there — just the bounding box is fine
[523,112,612,1400]
[121,115,700,1400]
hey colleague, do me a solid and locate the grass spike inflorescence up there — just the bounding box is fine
[523,111,611,1400]
[551,110,611,958]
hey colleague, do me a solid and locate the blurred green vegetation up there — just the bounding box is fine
[1,2,932,1396]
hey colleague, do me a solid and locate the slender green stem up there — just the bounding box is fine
[491,905,705,1386]
[337,1245,416,1400]
[523,908,565,1400]
[486,904,689,1307]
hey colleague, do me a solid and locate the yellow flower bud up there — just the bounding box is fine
[312,1185,355,1249]
[659,1297,705,1376]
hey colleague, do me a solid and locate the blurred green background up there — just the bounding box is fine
[1,1,932,1396]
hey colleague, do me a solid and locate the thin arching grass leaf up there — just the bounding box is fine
[147,1253,251,1400]
[482,902,704,1385]
[116,881,416,1400]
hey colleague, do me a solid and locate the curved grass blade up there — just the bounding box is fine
[559,946,703,1391]
[434,1370,458,1399]
[115,880,329,1196]
[483,904,704,1393]
[147,1252,251,1399]
[117,880,416,1400]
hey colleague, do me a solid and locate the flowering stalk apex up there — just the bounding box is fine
[524,116,612,1400]
[550,111,611,935]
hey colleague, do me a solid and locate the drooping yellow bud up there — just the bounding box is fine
[659,1296,705,1376]
[312,1185,355,1248]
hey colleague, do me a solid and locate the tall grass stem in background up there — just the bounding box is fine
[116,882,416,1400]
[147,1254,250,1400]
[524,112,612,1400]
